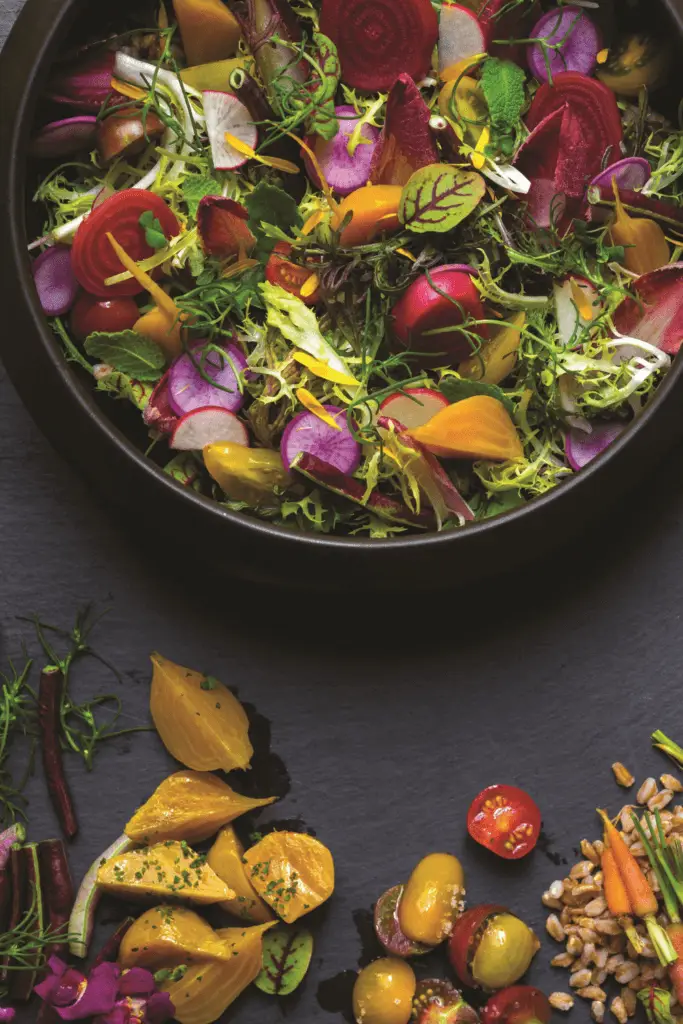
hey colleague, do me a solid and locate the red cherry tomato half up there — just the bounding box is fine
[71,189,180,298]
[70,293,140,342]
[265,242,321,305]
[467,785,541,860]
[482,986,552,1024]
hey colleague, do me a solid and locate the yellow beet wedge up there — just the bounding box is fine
[125,771,276,845]
[150,653,253,772]
[408,396,523,462]
[98,840,235,905]
[119,906,236,969]
[207,826,275,924]
[458,313,526,385]
[243,831,335,924]
[159,924,275,1024]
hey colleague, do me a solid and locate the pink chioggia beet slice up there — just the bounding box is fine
[369,74,439,187]
[613,263,683,356]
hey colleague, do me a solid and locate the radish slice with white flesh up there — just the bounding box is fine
[554,276,601,346]
[527,6,600,82]
[379,388,449,429]
[565,421,624,471]
[69,834,134,958]
[281,405,361,473]
[438,3,486,77]
[171,407,249,450]
[168,342,247,416]
[203,91,257,171]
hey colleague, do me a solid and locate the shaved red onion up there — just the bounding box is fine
[32,247,79,317]
[30,117,98,160]
[528,6,600,81]
[565,421,624,470]
[590,157,651,192]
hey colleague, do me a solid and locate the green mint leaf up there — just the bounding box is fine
[399,165,486,234]
[440,375,514,414]
[182,173,223,218]
[245,183,302,253]
[84,331,165,381]
[254,927,313,996]
[139,211,167,249]
[480,57,526,132]
[200,676,218,690]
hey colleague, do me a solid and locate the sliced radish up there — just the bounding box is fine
[32,246,79,316]
[143,370,178,436]
[171,407,249,450]
[528,7,600,82]
[379,388,450,429]
[554,276,601,346]
[565,421,624,471]
[203,91,258,171]
[590,157,652,192]
[280,405,361,473]
[168,342,247,417]
[303,106,380,196]
[438,4,486,78]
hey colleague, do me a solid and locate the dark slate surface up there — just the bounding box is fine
[4,3,683,1022]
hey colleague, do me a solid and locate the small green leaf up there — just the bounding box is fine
[480,57,526,132]
[245,183,302,254]
[139,210,167,249]
[254,927,313,996]
[440,374,514,414]
[182,173,222,218]
[84,331,165,381]
[399,165,486,234]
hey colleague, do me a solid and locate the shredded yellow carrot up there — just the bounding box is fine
[301,211,327,236]
[292,351,359,387]
[105,233,179,318]
[296,388,342,430]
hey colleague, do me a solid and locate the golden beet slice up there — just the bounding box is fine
[243,831,335,924]
[119,905,235,969]
[207,826,275,924]
[159,923,274,1024]
[150,653,253,772]
[125,771,276,844]
[97,840,234,905]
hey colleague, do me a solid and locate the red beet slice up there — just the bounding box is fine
[526,73,622,197]
[613,263,683,355]
[369,74,439,187]
[320,0,438,92]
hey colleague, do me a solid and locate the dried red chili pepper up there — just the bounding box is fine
[39,667,78,840]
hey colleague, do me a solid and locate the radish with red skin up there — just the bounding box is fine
[391,265,487,369]
[33,246,79,317]
[31,117,98,159]
[613,263,683,355]
[565,421,625,470]
[527,7,601,82]
[143,371,178,436]
[590,157,652,192]
[281,405,361,473]
[168,342,248,416]
[302,106,380,196]
[203,91,258,171]
[439,4,486,77]
[171,407,249,451]
[320,0,438,92]
[379,388,450,429]
[70,294,140,342]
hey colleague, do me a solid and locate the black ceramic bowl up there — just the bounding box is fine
[2,0,683,590]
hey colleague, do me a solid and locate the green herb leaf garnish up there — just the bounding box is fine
[84,332,165,381]
[139,210,168,249]
[399,165,486,234]
[254,927,313,996]
[440,375,514,414]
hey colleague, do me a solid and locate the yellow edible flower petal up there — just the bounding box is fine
[470,126,490,170]
[569,278,595,322]
[395,248,416,262]
[300,272,320,298]
[287,132,340,215]
[292,351,360,387]
[596,48,609,65]
[295,388,342,430]
[105,233,179,319]
[111,78,147,101]
[224,133,299,175]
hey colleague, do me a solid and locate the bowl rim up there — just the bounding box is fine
[2,0,683,565]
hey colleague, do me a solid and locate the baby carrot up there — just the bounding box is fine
[602,845,643,953]
[599,810,677,965]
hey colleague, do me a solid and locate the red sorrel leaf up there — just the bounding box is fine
[370,74,439,187]
[613,263,683,355]
[399,164,486,233]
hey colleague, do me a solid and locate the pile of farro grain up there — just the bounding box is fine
[542,769,683,1022]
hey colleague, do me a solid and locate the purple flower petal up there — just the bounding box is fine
[144,992,175,1024]
[0,1008,16,1022]
[35,973,62,1004]
[56,963,120,1021]
[48,956,70,977]
[53,969,89,1007]
[118,969,156,998]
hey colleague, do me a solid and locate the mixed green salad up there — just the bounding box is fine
[28,0,683,537]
